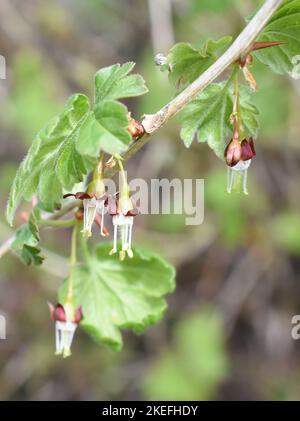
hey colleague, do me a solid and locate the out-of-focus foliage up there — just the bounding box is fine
[271,212,300,255]
[190,0,236,14]
[143,306,228,400]
[7,52,62,144]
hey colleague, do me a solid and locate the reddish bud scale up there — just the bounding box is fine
[128,114,144,140]
[252,41,286,51]
[224,138,242,167]
[238,41,285,68]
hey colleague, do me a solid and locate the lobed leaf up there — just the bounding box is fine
[166,36,232,90]
[180,82,259,159]
[77,62,148,157]
[11,208,44,266]
[253,0,300,75]
[59,242,175,351]
[94,62,148,103]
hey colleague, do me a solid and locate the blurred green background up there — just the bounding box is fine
[0,0,300,401]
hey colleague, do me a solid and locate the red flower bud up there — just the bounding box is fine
[128,113,144,140]
[224,138,242,167]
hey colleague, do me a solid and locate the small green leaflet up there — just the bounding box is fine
[180,82,259,159]
[11,208,43,266]
[76,62,148,157]
[94,62,148,103]
[59,242,175,351]
[253,0,300,75]
[165,36,232,90]
[6,94,93,225]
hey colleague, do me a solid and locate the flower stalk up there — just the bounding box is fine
[49,223,83,358]
[225,72,256,194]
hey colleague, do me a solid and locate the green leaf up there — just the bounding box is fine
[59,242,175,351]
[76,105,131,157]
[95,62,148,103]
[180,82,259,158]
[18,245,44,266]
[11,208,44,266]
[6,94,93,225]
[77,62,148,157]
[166,36,232,90]
[253,0,300,75]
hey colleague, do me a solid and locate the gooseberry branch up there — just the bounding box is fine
[0,0,283,259]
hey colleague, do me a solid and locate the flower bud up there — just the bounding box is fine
[224,138,242,167]
[128,113,144,140]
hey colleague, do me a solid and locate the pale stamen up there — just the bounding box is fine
[110,214,134,258]
[55,321,77,358]
[227,159,251,195]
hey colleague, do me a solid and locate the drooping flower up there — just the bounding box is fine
[108,156,138,260]
[108,191,138,261]
[64,178,108,238]
[48,301,83,358]
[226,137,256,195]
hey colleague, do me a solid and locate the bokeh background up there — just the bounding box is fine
[0,0,300,401]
